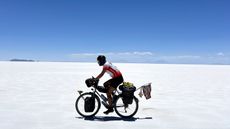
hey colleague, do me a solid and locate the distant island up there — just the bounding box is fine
[10,59,35,62]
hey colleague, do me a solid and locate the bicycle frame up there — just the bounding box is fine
[76,85,139,118]
[78,86,121,108]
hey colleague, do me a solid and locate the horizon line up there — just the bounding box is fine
[1,60,229,66]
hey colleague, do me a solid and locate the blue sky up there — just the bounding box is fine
[0,0,230,64]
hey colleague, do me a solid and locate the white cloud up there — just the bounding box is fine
[69,52,230,64]
[160,55,201,60]
[176,55,201,59]
[217,52,225,56]
[71,51,154,57]
[70,51,154,63]
[133,52,154,56]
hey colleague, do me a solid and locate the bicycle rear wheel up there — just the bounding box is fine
[114,95,139,118]
[75,92,101,117]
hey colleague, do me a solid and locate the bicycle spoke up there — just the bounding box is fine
[114,96,139,118]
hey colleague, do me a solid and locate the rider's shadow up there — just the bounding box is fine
[76,116,152,122]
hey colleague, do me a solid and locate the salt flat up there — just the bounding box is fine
[0,61,230,129]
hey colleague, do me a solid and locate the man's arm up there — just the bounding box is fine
[96,69,106,79]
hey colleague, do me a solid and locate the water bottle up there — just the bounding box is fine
[100,94,108,102]
[102,101,109,108]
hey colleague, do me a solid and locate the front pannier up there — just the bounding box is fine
[84,96,95,112]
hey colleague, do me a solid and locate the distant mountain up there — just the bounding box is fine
[10,59,35,62]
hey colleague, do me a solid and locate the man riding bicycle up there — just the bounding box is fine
[96,55,124,114]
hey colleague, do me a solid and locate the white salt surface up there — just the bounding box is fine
[0,62,230,129]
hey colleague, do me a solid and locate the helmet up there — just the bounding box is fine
[97,55,106,66]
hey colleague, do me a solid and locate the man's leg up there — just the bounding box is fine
[107,86,115,107]
[104,86,115,114]
[96,86,107,93]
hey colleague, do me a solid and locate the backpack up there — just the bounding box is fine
[84,96,95,112]
[119,82,136,105]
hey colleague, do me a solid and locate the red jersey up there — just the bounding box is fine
[103,62,122,78]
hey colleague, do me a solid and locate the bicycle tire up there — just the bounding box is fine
[114,95,139,118]
[75,92,101,117]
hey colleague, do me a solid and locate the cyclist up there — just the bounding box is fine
[96,55,124,114]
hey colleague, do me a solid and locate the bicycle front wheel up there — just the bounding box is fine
[75,92,101,117]
[114,95,139,118]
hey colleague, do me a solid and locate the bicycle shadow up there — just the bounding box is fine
[76,116,152,122]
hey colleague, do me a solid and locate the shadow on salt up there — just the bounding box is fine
[75,116,152,122]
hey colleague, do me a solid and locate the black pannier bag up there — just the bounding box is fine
[119,83,136,105]
[85,78,98,87]
[84,96,95,112]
